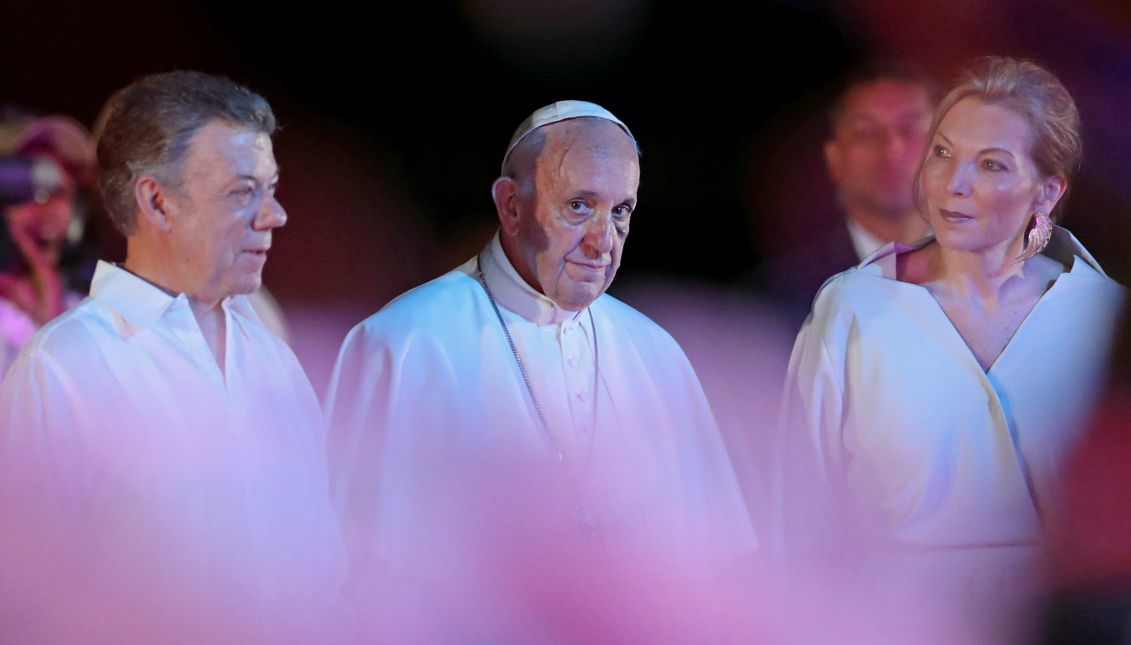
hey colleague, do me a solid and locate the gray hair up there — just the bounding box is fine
[96,70,276,235]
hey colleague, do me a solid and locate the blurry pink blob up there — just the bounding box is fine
[342,452,781,643]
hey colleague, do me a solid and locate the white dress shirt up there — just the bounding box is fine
[0,261,346,643]
[845,217,885,262]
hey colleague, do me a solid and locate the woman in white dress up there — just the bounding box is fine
[779,57,1125,639]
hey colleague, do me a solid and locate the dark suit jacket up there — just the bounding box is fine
[759,221,861,329]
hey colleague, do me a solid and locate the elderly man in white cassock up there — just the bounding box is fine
[326,101,756,636]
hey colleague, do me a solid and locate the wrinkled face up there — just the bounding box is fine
[513,120,639,310]
[4,157,76,266]
[165,120,285,302]
[920,97,1059,255]
[826,80,933,217]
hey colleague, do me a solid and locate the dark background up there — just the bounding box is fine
[4,0,1130,385]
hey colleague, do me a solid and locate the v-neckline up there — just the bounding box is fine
[909,278,1061,374]
[860,241,1081,375]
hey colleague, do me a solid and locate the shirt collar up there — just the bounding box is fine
[859,226,1110,279]
[90,260,258,329]
[1043,226,1109,278]
[479,232,585,326]
[845,218,885,262]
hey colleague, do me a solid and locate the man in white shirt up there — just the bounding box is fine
[0,71,344,643]
[326,101,755,640]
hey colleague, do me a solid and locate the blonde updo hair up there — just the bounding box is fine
[914,57,1082,219]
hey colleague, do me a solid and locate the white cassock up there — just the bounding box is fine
[326,234,756,634]
[779,228,1125,637]
[0,262,346,644]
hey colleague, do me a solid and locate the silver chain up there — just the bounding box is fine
[477,266,602,539]
[478,268,552,433]
[476,267,599,440]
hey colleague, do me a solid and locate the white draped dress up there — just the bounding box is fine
[779,228,1125,635]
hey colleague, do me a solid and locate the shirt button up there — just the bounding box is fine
[567,355,578,366]
[576,391,587,402]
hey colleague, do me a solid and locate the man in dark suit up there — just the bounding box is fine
[765,63,937,323]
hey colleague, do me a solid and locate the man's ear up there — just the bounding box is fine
[824,139,844,184]
[134,176,175,232]
[492,176,521,237]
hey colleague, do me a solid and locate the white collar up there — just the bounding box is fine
[478,232,586,326]
[845,217,886,262]
[90,260,257,329]
[860,226,1110,280]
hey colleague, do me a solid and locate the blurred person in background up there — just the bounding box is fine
[779,57,1125,643]
[0,111,99,374]
[0,71,345,643]
[764,62,937,321]
[326,100,756,640]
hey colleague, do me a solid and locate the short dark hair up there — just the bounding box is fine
[96,70,276,235]
[828,61,940,131]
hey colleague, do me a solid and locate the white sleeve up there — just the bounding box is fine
[323,321,399,596]
[0,348,100,635]
[775,287,852,571]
